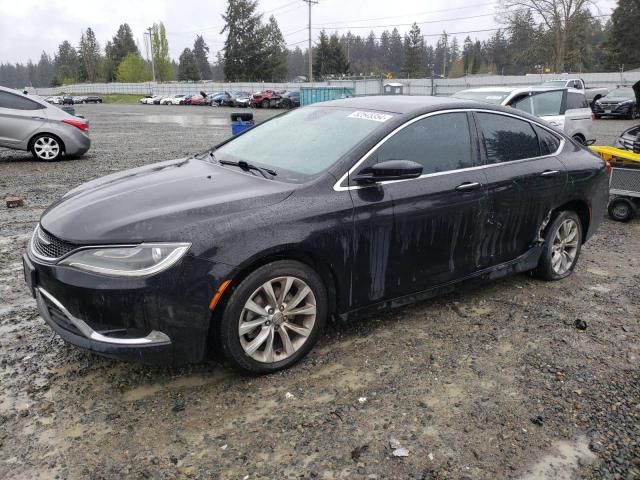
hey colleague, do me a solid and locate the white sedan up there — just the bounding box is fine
[160,94,187,105]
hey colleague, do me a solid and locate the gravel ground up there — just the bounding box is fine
[0,104,639,480]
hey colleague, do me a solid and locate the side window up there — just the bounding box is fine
[534,125,561,155]
[476,112,540,163]
[0,91,43,111]
[567,92,588,110]
[375,112,473,174]
[530,90,563,116]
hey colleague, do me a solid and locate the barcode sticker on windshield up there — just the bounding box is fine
[348,111,393,122]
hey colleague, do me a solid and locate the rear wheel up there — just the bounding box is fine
[261,99,269,109]
[31,134,63,161]
[608,198,635,222]
[534,211,583,281]
[218,260,327,375]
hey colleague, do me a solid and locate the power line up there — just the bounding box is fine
[311,13,497,31]
[318,2,498,26]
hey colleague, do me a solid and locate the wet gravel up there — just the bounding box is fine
[0,105,639,479]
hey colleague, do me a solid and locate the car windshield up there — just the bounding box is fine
[606,87,634,98]
[453,91,510,104]
[541,81,567,87]
[215,106,393,181]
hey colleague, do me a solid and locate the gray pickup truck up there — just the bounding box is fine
[542,78,609,104]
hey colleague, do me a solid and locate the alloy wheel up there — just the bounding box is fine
[33,137,60,160]
[238,276,316,363]
[551,218,579,275]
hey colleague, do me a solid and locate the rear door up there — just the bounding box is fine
[562,92,593,142]
[472,111,567,266]
[0,91,47,148]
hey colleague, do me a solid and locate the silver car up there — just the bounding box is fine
[453,86,595,145]
[0,86,90,161]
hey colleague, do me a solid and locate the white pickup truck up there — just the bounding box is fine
[541,78,609,104]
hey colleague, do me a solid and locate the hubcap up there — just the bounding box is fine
[551,219,579,275]
[238,276,316,363]
[34,137,60,160]
[613,204,629,219]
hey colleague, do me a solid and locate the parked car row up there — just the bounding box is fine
[138,90,300,109]
[44,95,102,105]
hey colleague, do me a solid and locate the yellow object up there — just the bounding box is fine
[589,145,640,165]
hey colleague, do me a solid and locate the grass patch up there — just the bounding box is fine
[94,94,144,104]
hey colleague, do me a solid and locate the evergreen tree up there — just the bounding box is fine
[606,0,640,70]
[221,0,265,81]
[402,23,424,77]
[36,51,55,87]
[389,28,405,76]
[54,40,79,84]
[260,15,288,81]
[105,24,139,81]
[287,46,306,79]
[178,48,200,81]
[79,28,101,82]
[193,35,212,80]
[152,23,172,81]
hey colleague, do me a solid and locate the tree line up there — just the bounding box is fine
[0,0,638,89]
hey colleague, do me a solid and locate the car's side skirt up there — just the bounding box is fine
[337,244,544,323]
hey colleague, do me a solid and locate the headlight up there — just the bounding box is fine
[59,243,190,277]
[619,99,633,105]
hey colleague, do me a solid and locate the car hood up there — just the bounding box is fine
[40,157,294,245]
[602,95,634,102]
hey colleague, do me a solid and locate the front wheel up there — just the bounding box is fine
[261,99,269,109]
[534,211,583,281]
[31,134,63,161]
[218,260,328,375]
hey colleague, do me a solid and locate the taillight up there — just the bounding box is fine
[61,119,89,132]
[605,161,612,175]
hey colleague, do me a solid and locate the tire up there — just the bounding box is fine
[572,135,586,145]
[261,99,269,109]
[30,134,63,161]
[218,260,328,375]
[594,114,601,119]
[534,210,583,281]
[608,198,635,222]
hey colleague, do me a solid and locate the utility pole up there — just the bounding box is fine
[146,27,156,83]
[303,0,318,82]
[442,31,448,79]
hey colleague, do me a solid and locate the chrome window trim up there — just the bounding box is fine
[333,108,565,192]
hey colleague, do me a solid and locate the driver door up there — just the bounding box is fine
[347,112,489,306]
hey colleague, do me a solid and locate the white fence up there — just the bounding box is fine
[31,71,640,97]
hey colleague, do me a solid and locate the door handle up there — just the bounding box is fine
[455,182,481,192]
[31,117,46,120]
[540,170,560,177]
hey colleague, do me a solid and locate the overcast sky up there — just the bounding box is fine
[0,0,618,64]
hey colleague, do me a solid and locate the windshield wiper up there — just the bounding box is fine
[218,159,277,179]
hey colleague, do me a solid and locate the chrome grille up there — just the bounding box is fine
[31,225,77,261]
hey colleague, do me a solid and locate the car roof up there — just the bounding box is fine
[318,95,466,114]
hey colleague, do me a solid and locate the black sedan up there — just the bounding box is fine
[593,83,639,119]
[23,96,610,374]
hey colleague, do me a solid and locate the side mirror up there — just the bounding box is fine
[353,160,423,184]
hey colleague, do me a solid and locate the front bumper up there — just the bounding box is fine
[24,251,231,365]
[593,102,634,117]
